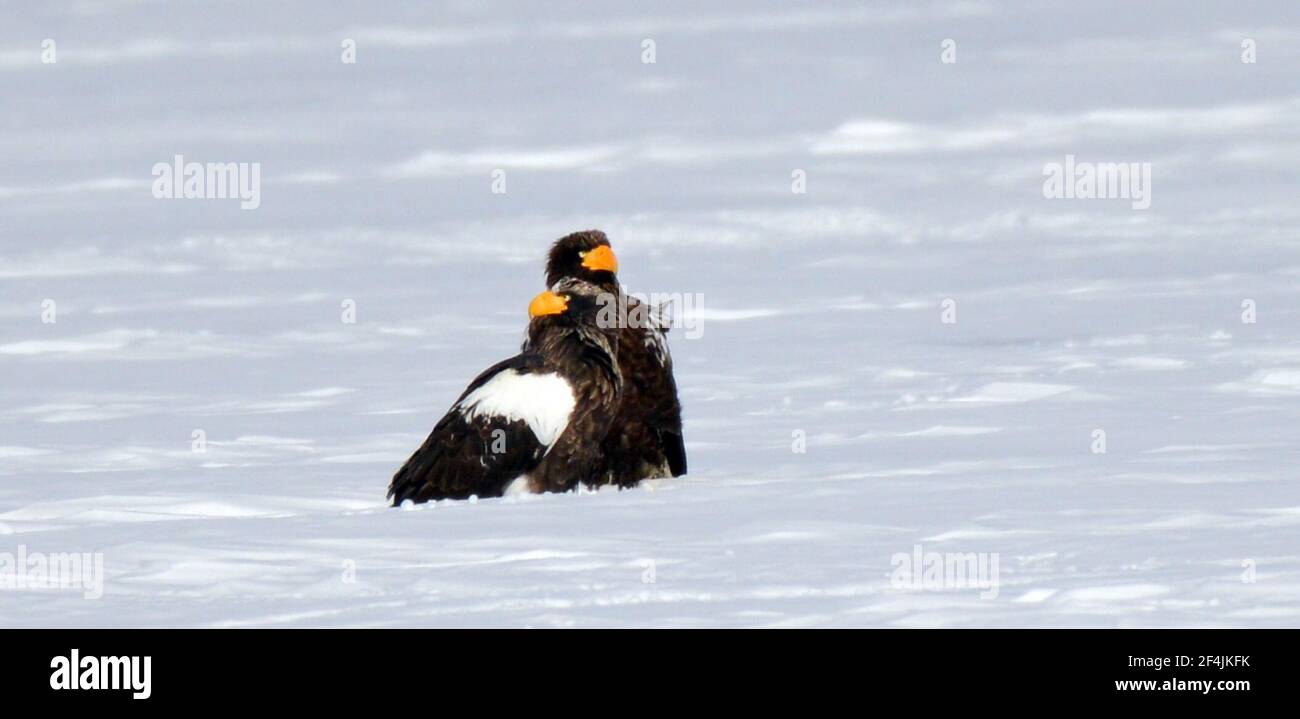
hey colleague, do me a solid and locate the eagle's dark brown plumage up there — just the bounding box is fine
[388,279,621,504]
[543,230,687,488]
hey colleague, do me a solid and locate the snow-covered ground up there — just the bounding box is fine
[2,1,1299,627]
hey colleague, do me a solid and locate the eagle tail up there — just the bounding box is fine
[662,429,687,477]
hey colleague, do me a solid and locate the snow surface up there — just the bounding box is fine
[2,1,1299,627]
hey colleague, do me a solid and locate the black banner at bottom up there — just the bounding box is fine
[0,629,1283,707]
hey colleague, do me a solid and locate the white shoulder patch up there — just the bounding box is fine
[457,369,575,447]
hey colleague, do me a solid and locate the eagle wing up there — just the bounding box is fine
[388,354,577,504]
[601,295,687,483]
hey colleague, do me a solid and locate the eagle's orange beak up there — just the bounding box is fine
[528,290,569,318]
[581,245,619,274]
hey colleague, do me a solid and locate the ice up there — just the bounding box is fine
[1,1,1298,627]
